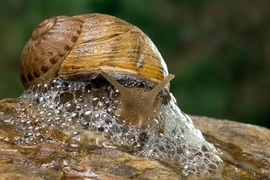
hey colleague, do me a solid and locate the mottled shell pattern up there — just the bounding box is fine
[20,13,169,90]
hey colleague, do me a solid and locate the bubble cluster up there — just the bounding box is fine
[1,78,222,176]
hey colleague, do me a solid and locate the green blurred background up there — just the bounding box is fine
[0,0,269,128]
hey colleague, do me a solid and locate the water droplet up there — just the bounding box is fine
[69,144,79,148]
[84,110,91,116]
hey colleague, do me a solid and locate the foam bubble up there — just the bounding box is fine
[1,78,222,176]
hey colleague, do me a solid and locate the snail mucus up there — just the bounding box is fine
[20,13,174,128]
[15,13,223,176]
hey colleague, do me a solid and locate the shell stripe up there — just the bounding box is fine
[20,14,169,90]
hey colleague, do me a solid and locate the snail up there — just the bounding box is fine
[17,14,224,176]
[19,13,174,128]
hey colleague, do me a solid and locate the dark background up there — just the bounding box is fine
[0,0,269,128]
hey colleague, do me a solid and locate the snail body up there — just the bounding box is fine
[20,13,174,127]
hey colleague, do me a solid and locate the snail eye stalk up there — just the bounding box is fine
[100,69,174,128]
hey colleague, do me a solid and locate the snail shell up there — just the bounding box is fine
[20,13,174,127]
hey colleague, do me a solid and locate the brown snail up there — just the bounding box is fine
[20,13,174,128]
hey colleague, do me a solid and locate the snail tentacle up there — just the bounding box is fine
[99,69,174,127]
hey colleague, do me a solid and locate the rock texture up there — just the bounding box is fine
[192,116,270,180]
[0,98,269,180]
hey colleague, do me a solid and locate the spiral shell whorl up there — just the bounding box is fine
[31,18,56,41]
[20,16,83,88]
[20,13,169,90]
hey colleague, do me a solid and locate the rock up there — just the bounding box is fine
[0,98,269,180]
[192,116,270,180]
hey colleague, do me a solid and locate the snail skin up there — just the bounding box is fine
[100,70,174,127]
[13,13,223,177]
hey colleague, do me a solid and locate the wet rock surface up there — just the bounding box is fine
[192,116,270,180]
[0,98,269,180]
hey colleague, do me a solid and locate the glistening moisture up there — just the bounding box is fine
[2,78,222,176]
